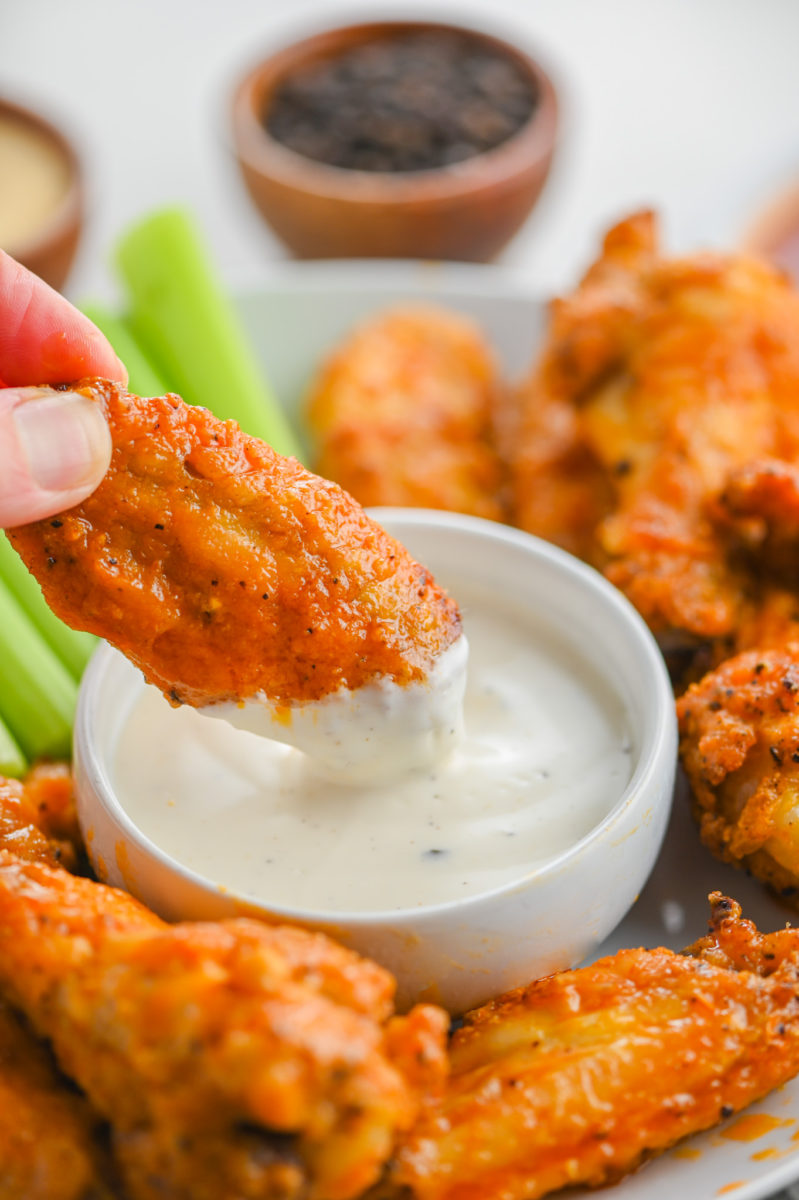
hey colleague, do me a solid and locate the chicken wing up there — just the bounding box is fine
[0,999,116,1200]
[677,643,799,900]
[512,211,799,668]
[390,894,799,1200]
[8,379,461,710]
[307,307,505,521]
[0,775,119,1198]
[0,763,82,870]
[0,851,448,1200]
[507,210,654,559]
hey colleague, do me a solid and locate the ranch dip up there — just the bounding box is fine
[113,577,633,913]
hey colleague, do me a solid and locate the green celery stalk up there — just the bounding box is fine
[0,715,26,778]
[79,302,169,397]
[115,208,302,459]
[0,577,77,761]
[0,534,96,680]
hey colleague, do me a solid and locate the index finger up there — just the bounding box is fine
[0,251,127,388]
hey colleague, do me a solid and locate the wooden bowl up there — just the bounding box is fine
[230,21,558,262]
[0,96,83,292]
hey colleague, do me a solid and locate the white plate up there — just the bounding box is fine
[233,261,799,1200]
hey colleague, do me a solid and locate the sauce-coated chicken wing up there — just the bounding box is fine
[0,1000,116,1200]
[508,210,654,560]
[0,852,447,1200]
[390,894,799,1200]
[308,307,505,521]
[8,379,461,710]
[512,212,799,670]
[0,763,83,870]
[0,775,118,1198]
[678,645,799,901]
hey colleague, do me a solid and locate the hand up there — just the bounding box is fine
[0,251,125,528]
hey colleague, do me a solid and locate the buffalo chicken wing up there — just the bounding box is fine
[0,851,447,1200]
[8,380,461,711]
[391,894,799,1200]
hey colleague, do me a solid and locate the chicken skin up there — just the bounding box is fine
[8,379,461,711]
[512,211,799,667]
[307,307,505,521]
[390,894,799,1200]
[0,851,448,1200]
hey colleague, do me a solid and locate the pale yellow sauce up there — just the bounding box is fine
[0,116,71,250]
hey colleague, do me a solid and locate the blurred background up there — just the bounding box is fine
[4,0,799,297]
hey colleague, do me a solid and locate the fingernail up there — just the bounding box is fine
[13,390,111,492]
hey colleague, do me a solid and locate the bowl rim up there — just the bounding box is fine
[76,509,676,927]
[230,18,559,204]
[0,95,83,264]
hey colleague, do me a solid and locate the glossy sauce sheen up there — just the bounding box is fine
[113,580,633,913]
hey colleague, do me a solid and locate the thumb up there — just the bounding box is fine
[0,387,112,528]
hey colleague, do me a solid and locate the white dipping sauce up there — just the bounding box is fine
[113,578,633,913]
[202,637,468,784]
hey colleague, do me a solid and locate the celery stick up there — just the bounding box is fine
[0,715,26,778]
[115,208,302,459]
[79,302,169,397]
[0,577,76,761]
[0,533,96,680]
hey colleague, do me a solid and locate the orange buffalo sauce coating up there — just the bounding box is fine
[0,852,448,1200]
[9,380,461,709]
[308,306,505,521]
[392,895,799,1200]
[0,1000,117,1199]
[0,765,80,870]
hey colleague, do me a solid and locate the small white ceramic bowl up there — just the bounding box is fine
[74,510,676,1012]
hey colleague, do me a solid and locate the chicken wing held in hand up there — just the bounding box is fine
[8,379,460,709]
[8,379,464,775]
[390,894,799,1200]
[0,851,448,1200]
[308,307,505,521]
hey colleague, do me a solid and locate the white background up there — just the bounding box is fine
[4,0,799,300]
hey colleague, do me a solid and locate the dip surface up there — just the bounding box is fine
[113,577,633,913]
[0,114,70,251]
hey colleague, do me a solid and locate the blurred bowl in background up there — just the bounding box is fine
[0,96,83,291]
[741,177,799,282]
[230,21,558,262]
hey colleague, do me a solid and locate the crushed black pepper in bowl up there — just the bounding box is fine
[264,30,539,174]
[230,21,558,261]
